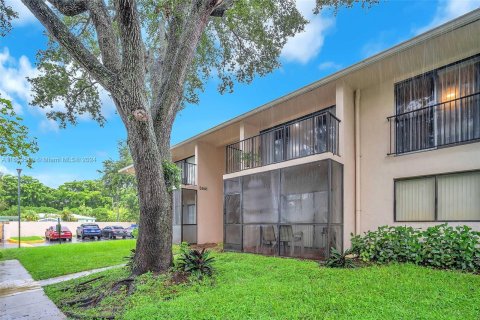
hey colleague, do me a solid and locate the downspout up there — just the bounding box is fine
[354,89,361,235]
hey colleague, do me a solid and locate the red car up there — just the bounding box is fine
[45,225,73,241]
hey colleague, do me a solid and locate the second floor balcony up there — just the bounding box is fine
[226,110,340,174]
[388,92,480,155]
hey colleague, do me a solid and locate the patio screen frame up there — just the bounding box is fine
[223,159,343,260]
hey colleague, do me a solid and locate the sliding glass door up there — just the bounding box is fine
[394,55,480,154]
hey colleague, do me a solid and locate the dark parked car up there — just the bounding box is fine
[125,224,138,238]
[76,223,102,240]
[45,225,72,241]
[102,226,128,239]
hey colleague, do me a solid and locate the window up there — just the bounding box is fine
[394,55,480,154]
[437,171,480,221]
[395,170,480,222]
[395,177,435,221]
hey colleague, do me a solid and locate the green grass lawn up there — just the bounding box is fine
[0,240,135,280]
[10,236,44,241]
[44,251,480,320]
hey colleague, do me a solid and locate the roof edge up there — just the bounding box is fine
[171,8,480,149]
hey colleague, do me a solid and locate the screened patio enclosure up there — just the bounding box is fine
[224,159,343,260]
[173,188,197,244]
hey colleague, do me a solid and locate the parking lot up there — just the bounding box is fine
[1,222,136,249]
[1,235,133,249]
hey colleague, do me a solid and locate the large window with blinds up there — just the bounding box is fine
[394,55,480,154]
[395,170,480,222]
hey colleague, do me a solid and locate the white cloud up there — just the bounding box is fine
[5,0,36,26]
[0,47,118,132]
[0,47,37,112]
[39,118,60,133]
[0,164,14,176]
[0,89,23,114]
[318,61,342,71]
[99,89,117,119]
[281,0,335,64]
[416,0,480,34]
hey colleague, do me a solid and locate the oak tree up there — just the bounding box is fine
[12,0,377,275]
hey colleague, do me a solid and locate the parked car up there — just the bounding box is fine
[45,225,72,241]
[101,226,128,239]
[125,224,138,238]
[76,223,102,240]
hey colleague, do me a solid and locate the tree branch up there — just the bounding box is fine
[210,0,234,17]
[114,0,146,110]
[48,0,87,16]
[21,0,119,95]
[149,21,167,109]
[151,1,218,147]
[86,0,121,73]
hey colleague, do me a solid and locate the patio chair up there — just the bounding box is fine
[279,225,304,256]
[257,225,277,254]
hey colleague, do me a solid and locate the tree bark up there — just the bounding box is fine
[125,109,173,274]
[22,0,224,276]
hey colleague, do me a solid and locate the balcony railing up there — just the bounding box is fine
[175,161,196,185]
[226,111,340,174]
[388,92,480,155]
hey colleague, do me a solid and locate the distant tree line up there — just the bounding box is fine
[0,141,139,222]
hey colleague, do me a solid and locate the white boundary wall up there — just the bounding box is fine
[2,222,135,239]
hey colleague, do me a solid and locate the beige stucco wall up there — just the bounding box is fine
[170,18,480,249]
[335,82,356,249]
[358,76,480,235]
[3,221,135,240]
[195,142,224,244]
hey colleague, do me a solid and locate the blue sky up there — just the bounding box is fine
[0,0,479,187]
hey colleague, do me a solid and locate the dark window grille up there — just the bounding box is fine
[389,55,480,155]
[175,160,196,185]
[226,109,340,174]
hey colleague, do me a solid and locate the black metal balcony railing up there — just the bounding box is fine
[388,92,480,155]
[226,111,340,174]
[176,161,196,185]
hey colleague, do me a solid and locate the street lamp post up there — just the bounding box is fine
[16,168,22,248]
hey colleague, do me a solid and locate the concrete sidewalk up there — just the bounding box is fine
[0,260,66,320]
[39,263,125,287]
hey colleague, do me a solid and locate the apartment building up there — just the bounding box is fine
[121,9,480,259]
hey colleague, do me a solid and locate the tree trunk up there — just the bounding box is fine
[126,115,172,275]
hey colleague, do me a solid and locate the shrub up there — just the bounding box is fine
[176,243,215,279]
[421,224,480,272]
[325,248,356,268]
[351,226,422,264]
[163,160,181,192]
[124,248,136,271]
[352,224,480,273]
